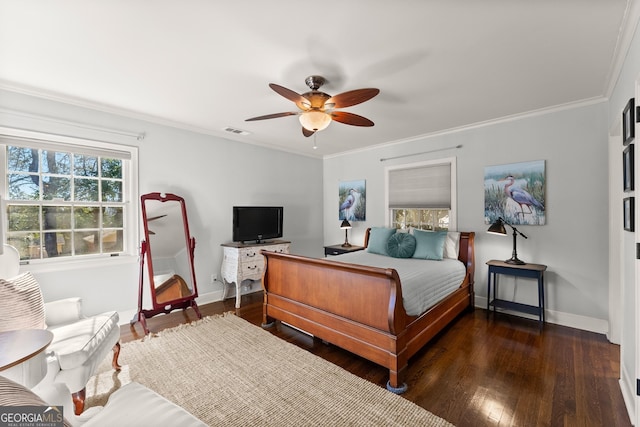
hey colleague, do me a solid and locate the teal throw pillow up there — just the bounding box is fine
[386,232,417,258]
[367,227,397,256]
[412,229,447,260]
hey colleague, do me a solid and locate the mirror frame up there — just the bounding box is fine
[132,192,202,334]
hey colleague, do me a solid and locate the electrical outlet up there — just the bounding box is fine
[211,273,217,283]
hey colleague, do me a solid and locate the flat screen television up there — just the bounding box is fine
[232,206,283,244]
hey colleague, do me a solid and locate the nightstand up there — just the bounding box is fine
[324,244,365,256]
[486,259,547,326]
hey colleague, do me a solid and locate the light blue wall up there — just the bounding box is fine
[324,101,610,328]
[0,89,324,318]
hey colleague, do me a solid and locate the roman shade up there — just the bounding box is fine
[388,163,451,209]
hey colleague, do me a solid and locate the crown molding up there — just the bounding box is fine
[604,0,640,98]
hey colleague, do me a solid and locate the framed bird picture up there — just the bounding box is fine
[484,160,546,226]
[339,179,366,221]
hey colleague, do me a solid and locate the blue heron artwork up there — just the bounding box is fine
[339,179,366,221]
[484,160,546,225]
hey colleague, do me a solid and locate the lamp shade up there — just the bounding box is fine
[340,219,352,229]
[487,218,506,235]
[299,111,331,132]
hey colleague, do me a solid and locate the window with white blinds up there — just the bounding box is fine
[386,158,456,231]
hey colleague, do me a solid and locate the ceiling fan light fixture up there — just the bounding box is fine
[299,110,331,132]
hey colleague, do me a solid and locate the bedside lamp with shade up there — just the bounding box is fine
[340,220,352,247]
[487,217,528,265]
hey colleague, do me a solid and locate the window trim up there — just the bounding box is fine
[0,126,139,267]
[384,157,457,230]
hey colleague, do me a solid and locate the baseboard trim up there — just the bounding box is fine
[118,290,224,326]
[118,286,264,326]
[619,363,636,425]
[475,295,609,335]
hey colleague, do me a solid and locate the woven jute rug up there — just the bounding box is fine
[86,313,453,426]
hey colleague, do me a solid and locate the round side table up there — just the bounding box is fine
[0,329,53,388]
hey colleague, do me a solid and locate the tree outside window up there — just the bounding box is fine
[5,145,125,260]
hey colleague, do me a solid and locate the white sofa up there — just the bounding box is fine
[0,244,121,414]
[0,375,206,427]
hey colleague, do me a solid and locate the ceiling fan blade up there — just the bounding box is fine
[329,111,375,127]
[245,112,298,121]
[302,127,315,137]
[269,83,310,108]
[325,88,380,109]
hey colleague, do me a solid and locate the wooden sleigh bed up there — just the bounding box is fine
[261,229,475,393]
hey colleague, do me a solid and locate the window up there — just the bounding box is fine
[1,129,138,262]
[390,208,450,231]
[385,158,456,231]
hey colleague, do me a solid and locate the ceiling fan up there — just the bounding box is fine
[246,75,380,137]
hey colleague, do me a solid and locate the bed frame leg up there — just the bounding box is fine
[261,319,276,328]
[387,365,408,394]
[386,381,408,394]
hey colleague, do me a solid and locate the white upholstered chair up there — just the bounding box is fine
[0,244,121,415]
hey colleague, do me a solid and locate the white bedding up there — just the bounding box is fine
[331,251,466,316]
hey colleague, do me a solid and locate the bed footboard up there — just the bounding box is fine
[261,231,475,393]
[261,252,410,390]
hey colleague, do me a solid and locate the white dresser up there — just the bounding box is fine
[220,240,290,308]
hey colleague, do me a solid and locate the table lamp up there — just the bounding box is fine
[340,219,352,247]
[487,217,528,265]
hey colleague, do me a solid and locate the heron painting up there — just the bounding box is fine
[339,179,366,221]
[484,160,546,226]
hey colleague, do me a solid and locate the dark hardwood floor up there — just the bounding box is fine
[122,293,632,427]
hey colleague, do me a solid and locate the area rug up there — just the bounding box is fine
[86,313,453,426]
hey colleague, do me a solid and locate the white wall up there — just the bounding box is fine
[607,6,640,422]
[0,89,324,319]
[324,101,610,332]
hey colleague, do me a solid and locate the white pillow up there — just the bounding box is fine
[443,232,460,259]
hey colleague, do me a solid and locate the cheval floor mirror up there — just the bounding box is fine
[131,192,201,334]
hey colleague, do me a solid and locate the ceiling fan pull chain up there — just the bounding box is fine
[313,133,317,150]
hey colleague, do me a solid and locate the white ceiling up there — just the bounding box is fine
[0,1,633,158]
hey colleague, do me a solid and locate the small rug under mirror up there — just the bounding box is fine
[86,313,453,426]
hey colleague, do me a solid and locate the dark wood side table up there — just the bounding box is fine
[324,244,365,256]
[486,259,548,325]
